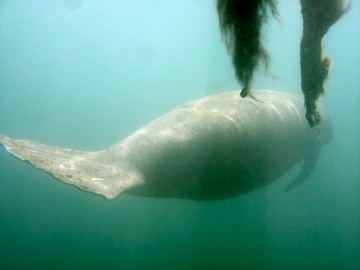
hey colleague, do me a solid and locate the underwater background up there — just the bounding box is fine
[0,1,359,269]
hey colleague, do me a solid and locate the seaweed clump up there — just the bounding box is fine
[217,0,278,98]
[300,0,350,126]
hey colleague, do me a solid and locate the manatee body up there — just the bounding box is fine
[0,90,331,200]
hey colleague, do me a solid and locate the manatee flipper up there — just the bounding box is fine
[0,135,133,199]
[284,138,321,192]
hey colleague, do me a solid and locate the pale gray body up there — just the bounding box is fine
[0,90,332,200]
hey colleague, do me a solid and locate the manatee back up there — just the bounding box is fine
[115,90,321,200]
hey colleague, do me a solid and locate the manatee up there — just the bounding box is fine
[0,90,332,200]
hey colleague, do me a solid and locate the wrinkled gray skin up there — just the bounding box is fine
[0,90,332,201]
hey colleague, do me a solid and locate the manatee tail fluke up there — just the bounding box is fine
[0,135,124,200]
